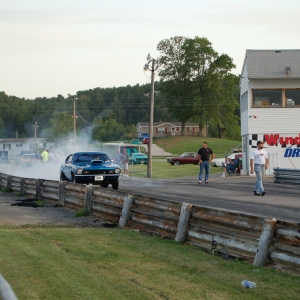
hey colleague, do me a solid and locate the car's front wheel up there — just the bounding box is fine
[111,179,119,190]
[174,160,180,166]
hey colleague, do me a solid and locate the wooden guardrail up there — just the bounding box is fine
[1,171,300,273]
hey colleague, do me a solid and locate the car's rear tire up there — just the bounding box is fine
[112,179,119,190]
[174,160,180,166]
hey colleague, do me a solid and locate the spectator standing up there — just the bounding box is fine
[197,142,215,184]
[115,150,122,166]
[121,148,129,177]
[35,150,41,163]
[250,141,269,196]
[220,154,240,177]
[40,149,49,163]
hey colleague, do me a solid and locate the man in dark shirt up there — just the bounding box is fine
[197,142,215,184]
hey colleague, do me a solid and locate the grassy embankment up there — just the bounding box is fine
[1,226,299,300]
[129,136,241,179]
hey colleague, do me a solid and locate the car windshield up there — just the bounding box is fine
[73,153,110,163]
[133,153,145,157]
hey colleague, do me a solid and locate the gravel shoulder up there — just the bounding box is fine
[0,191,103,227]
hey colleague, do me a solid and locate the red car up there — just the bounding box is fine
[167,152,198,166]
[143,137,149,144]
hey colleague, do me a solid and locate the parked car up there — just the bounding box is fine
[130,139,141,145]
[142,137,149,144]
[59,151,121,190]
[211,153,242,168]
[167,152,199,166]
[15,153,37,167]
[129,153,148,165]
[138,132,149,141]
[14,150,35,166]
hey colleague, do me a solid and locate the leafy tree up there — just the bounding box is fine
[157,36,195,135]
[158,36,239,139]
[43,112,74,142]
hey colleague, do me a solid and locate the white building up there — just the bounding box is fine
[240,49,300,175]
[0,138,55,157]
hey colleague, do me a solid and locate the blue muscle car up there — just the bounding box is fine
[59,151,121,190]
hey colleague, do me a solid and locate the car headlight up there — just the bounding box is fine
[115,168,121,174]
[77,168,83,175]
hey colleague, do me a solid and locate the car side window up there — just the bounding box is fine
[66,155,73,164]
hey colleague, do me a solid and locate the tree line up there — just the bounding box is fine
[0,36,240,143]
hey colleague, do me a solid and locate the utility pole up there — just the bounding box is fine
[144,54,159,178]
[33,122,38,148]
[74,97,78,147]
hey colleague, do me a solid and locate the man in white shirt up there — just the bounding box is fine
[250,141,269,196]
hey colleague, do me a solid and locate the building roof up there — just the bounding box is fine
[0,138,45,143]
[242,49,300,79]
[137,122,198,127]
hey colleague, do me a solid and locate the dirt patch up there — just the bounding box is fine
[0,191,105,228]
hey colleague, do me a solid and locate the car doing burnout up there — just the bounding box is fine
[129,153,148,165]
[167,152,199,166]
[59,151,121,190]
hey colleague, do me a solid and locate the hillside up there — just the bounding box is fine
[154,136,241,155]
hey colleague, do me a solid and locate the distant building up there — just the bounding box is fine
[0,138,55,157]
[240,49,300,174]
[136,122,207,137]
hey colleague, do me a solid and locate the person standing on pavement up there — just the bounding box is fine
[121,148,129,177]
[250,140,268,196]
[197,142,215,184]
[40,149,49,163]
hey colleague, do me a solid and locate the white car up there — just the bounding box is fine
[211,153,242,167]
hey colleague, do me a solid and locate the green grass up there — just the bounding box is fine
[74,208,89,217]
[128,161,221,179]
[1,226,299,300]
[154,136,241,156]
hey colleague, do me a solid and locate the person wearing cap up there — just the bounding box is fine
[250,141,269,196]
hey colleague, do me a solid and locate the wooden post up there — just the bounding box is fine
[119,195,134,228]
[7,175,12,191]
[58,181,66,206]
[175,202,193,243]
[20,178,25,195]
[84,184,93,213]
[35,179,41,200]
[254,218,277,266]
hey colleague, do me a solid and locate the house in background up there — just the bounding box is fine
[0,138,55,157]
[136,122,207,137]
[239,49,300,175]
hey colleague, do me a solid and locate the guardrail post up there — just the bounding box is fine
[58,181,66,206]
[84,184,93,213]
[20,178,25,195]
[175,202,193,243]
[35,179,41,200]
[119,195,134,228]
[6,175,12,191]
[254,218,277,266]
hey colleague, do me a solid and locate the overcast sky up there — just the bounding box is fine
[1,0,299,99]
